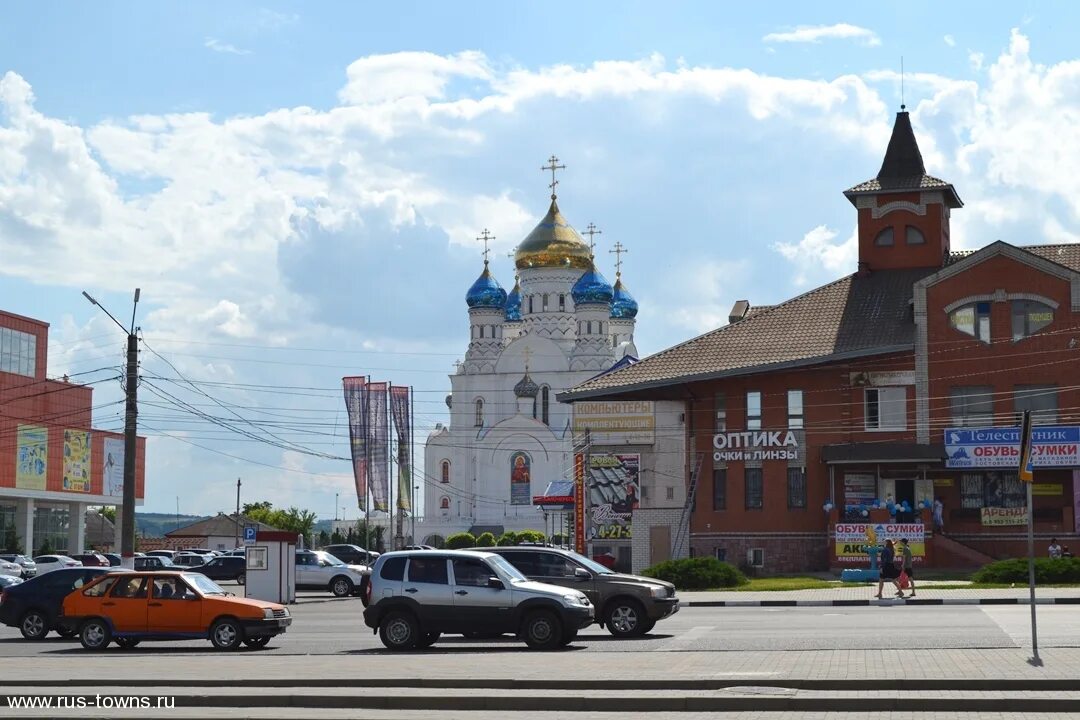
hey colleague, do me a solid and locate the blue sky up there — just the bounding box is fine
[3,2,1080,518]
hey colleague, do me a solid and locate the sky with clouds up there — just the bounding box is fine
[2,1,1080,520]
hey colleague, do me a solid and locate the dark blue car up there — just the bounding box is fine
[0,567,129,640]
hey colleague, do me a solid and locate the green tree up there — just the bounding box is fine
[330,530,344,545]
[97,506,117,523]
[37,538,53,556]
[446,532,476,549]
[496,531,518,547]
[242,501,273,516]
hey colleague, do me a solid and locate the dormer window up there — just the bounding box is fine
[874,227,894,246]
[949,302,991,344]
[905,226,925,245]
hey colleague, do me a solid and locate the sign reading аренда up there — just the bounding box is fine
[945,426,1080,469]
[713,430,800,462]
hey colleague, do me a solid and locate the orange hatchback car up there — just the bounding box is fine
[60,571,291,651]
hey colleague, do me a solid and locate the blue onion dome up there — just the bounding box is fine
[504,276,522,321]
[571,262,614,305]
[610,277,638,318]
[514,369,539,399]
[465,262,507,309]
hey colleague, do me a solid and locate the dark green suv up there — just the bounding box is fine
[485,545,679,637]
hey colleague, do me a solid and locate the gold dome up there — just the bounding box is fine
[514,199,593,270]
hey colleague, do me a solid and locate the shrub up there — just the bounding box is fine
[445,532,476,550]
[515,530,546,545]
[496,531,518,547]
[641,557,748,590]
[972,557,1080,584]
[475,532,496,548]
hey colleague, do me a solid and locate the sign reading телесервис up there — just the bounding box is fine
[572,401,655,445]
[945,426,1080,468]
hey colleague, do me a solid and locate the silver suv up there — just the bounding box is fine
[361,550,593,651]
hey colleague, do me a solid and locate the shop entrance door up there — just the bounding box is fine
[896,479,916,521]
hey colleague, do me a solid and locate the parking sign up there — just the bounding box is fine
[243,524,257,545]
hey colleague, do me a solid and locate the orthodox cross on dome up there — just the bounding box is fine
[452,359,463,371]
[609,241,628,277]
[477,228,496,265]
[541,155,566,200]
[583,222,602,256]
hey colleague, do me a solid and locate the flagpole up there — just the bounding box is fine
[365,374,371,551]
[410,385,416,546]
[1019,409,1041,666]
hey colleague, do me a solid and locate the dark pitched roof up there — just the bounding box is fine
[166,513,278,538]
[561,268,932,401]
[845,111,962,208]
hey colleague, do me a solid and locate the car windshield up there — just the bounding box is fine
[561,550,615,575]
[486,554,528,582]
[158,557,177,567]
[316,551,346,566]
[187,574,227,595]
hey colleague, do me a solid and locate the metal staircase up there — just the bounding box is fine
[671,452,705,559]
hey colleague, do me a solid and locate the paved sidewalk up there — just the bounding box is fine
[681,585,1080,607]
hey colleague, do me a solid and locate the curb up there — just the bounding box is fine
[685,597,1080,607]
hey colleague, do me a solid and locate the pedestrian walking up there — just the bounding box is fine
[932,497,945,535]
[875,539,903,599]
[899,538,916,598]
[1048,538,1063,559]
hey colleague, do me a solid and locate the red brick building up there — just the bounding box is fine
[0,310,146,555]
[562,111,1080,573]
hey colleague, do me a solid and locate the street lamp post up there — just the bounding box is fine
[82,289,140,570]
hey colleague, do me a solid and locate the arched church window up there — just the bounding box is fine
[905,226,925,245]
[441,461,450,483]
[440,496,450,510]
[543,294,549,312]
[559,294,566,311]
[528,296,534,314]
[474,398,484,427]
[541,386,550,425]
[874,227,894,246]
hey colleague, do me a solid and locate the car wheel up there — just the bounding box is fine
[521,610,563,651]
[330,576,354,597]
[19,610,48,641]
[236,573,246,586]
[378,611,419,651]
[115,638,140,649]
[79,619,112,651]
[243,636,270,649]
[416,631,441,649]
[209,618,243,651]
[605,599,646,638]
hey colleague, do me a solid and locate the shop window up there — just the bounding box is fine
[440,461,450,484]
[787,390,804,429]
[1014,385,1057,425]
[961,472,1025,508]
[950,386,994,427]
[474,399,484,427]
[746,391,761,431]
[949,302,991,344]
[905,226,925,245]
[1011,300,1054,341]
[865,387,907,431]
[712,468,727,510]
[714,393,727,432]
[744,468,763,509]
[874,227,894,246]
[787,468,807,509]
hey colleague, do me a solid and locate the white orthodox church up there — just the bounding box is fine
[418,170,640,544]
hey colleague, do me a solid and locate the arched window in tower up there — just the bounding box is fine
[559,294,566,311]
[541,386,550,425]
[528,296,534,314]
[542,294,549,312]
[440,496,450,510]
[905,226,925,245]
[440,460,450,484]
[874,227,894,246]
[474,398,484,427]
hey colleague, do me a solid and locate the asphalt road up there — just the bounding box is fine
[1,587,1077,657]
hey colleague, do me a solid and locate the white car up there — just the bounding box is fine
[0,559,23,577]
[32,555,82,574]
[295,550,368,597]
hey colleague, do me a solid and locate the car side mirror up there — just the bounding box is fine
[486,576,505,590]
[574,568,592,581]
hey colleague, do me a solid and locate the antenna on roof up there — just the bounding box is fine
[900,56,906,111]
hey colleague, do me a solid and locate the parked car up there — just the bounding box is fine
[133,556,176,571]
[192,556,246,584]
[0,567,128,640]
[0,555,37,579]
[145,550,176,560]
[361,550,593,651]
[102,553,122,567]
[402,545,435,551]
[172,553,208,568]
[61,571,291,651]
[183,548,219,557]
[0,575,24,590]
[0,558,25,577]
[483,545,679,637]
[33,555,82,575]
[68,553,110,568]
[295,550,368,597]
[319,544,379,565]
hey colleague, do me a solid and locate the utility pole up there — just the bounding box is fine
[83,289,140,569]
[235,477,241,550]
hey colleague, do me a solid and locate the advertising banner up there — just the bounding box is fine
[945,426,1080,469]
[389,386,412,512]
[63,430,91,493]
[574,453,586,554]
[343,377,368,511]
[834,523,926,562]
[587,453,639,541]
[510,451,532,505]
[713,430,800,463]
[572,401,656,445]
[103,437,125,498]
[15,425,47,491]
[980,507,1029,526]
[367,382,390,513]
[1031,484,1062,496]
[843,473,877,507]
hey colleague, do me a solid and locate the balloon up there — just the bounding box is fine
[861,509,869,517]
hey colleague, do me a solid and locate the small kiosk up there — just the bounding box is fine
[244,530,297,604]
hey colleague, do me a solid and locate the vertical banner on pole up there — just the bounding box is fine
[390,386,413,512]
[1019,410,1041,664]
[367,382,390,513]
[574,452,586,554]
[342,377,369,511]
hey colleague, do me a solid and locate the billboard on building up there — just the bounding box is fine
[63,430,91,493]
[103,437,124,498]
[945,426,1080,468]
[572,401,655,445]
[15,425,47,491]
[510,451,531,505]
[834,523,925,563]
[587,453,639,541]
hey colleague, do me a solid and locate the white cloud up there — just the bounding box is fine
[204,38,252,56]
[969,51,985,71]
[944,35,956,47]
[338,51,492,104]
[763,23,881,47]
[773,225,858,287]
